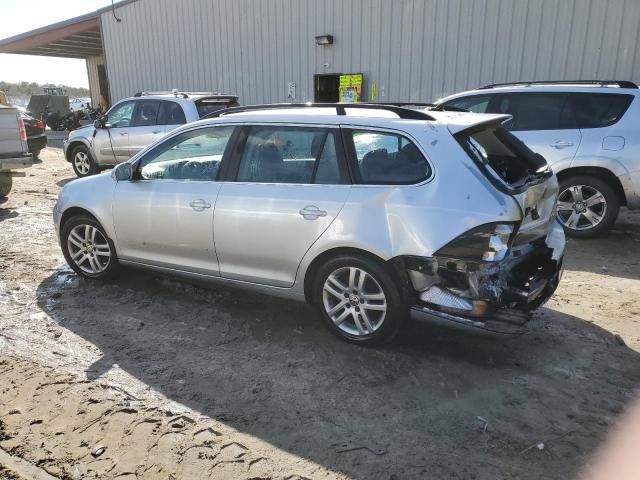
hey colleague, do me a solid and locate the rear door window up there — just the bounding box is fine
[488,93,569,131]
[157,101,186,125]
[443,94,492,113]
[564,93,633,129]
[236,126,346,184]
[346,129,431,185]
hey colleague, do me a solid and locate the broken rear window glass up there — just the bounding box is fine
[456,125,548,190]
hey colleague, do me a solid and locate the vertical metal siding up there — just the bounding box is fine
[101,0,640,104]
[86,55,105,106]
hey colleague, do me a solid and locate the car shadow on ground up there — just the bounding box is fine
[0,206,19,221]
[56,178,76,188]
[35,266,640,479]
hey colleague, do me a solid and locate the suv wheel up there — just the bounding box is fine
[71,145,98,177]
[556,175,619,238]
[61,215,119,279]
[0,173,12,197]
[314,254,407,345]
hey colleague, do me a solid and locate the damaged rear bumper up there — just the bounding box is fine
[407,221,565,336]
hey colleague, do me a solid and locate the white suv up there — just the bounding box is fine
[436,81,640,237]
[64,91,238,177]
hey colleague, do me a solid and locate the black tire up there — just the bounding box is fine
[313,254,408,345]
[556,175,620,238]
[71,145,98,178]
[0,173,12,197]
[31,149,42,161]
[60,215,119,280]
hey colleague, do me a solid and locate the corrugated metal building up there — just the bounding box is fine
[2,0,640,106]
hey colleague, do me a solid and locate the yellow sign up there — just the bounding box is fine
[339,74,363,90]
[339,74,363,103]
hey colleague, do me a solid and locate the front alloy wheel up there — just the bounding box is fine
[67,224,112,275]
[74,151,91,176]
[61,215,118,279]
[71,145,98,177]
[555,175,619,238]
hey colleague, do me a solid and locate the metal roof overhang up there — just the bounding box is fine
[0,12,103,59]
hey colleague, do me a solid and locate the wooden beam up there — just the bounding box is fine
[46,43,103,55]
[0,18,99,53]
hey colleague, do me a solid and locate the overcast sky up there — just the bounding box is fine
[0,0,113,88]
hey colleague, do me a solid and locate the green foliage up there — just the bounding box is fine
[0,81,89,97]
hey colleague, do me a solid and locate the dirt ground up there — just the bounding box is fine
[1,148,639,480]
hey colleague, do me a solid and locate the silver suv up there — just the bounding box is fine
[53,104,565,345]
[64,91,238,177]
[436,80,640,237]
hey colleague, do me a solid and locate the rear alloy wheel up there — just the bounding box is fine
[314,255,407,345]
[556,175,619,238]
[71,145,97,177]
[61,215,118,279]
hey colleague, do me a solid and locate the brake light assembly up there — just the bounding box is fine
[18,117,27,142]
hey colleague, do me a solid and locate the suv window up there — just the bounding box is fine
[106,101,135,128]
[158,101,187,125]
[489,93,568,131]
[236,126,345,184]
[132,100,160,127]
[348,129,430,184]
[444,94,491,113]
[565,93,633,129]
[138,126,235,181]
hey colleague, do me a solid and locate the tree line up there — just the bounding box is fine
[0,81,90,97]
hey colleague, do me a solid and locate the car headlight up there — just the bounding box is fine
[434,223,516,262]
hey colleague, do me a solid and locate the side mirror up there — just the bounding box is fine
[112,162,133,181]
[94,116,106,129]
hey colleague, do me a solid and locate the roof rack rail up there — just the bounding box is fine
[205,102,435,120]
[133,90,234,98]
[478,80,639,90]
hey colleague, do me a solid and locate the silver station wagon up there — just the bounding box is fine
[54,104,565,345]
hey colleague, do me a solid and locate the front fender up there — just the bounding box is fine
[55,173,118,246]
[64,137,94,162]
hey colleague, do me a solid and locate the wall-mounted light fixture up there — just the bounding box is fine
[315,34,334,46]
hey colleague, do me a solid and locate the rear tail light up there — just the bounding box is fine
[37,120,45,130]
[434,222,517,262]
[18,117,27,141]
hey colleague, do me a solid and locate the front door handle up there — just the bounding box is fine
[120,132,128,136]
[190,199,211,211]
[299,205,327,220]
[551,140,574,149]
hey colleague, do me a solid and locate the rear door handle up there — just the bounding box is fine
[190,199,211,211]
[551,140,574,149]
[152,129,162,134]
[299,205,327,220]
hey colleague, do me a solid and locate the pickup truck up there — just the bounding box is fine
[0,104,33,197]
